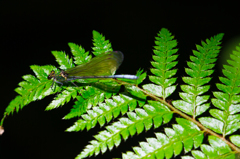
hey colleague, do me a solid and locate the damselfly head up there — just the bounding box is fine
[48,70,56,80]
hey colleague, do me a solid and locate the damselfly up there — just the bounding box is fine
[48,51,138,86]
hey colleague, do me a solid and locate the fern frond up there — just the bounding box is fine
[135,69,147,85]
[76,101,173,158]
[173,33,224,119]
[51,50,74,70]
[45,87,79,110]
[143,28,178,100]
[4,28,240,159]
[66,94,141,131]
[191,136,234,158]
[63,85,114,119]
[122,118,203,159]
[92,30,113,56]
[68,42,91,65]
[199,43,240,138]
[1,65,57,125]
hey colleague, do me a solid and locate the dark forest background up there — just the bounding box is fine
[1,2,240,159]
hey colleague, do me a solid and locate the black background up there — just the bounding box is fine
[1,1,240,159]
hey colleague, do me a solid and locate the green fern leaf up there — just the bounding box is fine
[230,135,240,147]
[63,96,87,120]
[68,42,91,65]
[136,69,147,85]
[192,136,233,158]
[146,28,178,100]
[92,30,113,56]
[4,28,240,159]
[63,84,118,120]
[77,101,172,158]
[199,43,240,137]
[66,94,140,132]
[122,121,203,159]
[173,33,224,118]
[45,87,78,110]
[51,51,74,70]
[3,65,56,117]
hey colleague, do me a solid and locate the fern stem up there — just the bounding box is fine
[0,113,7,126]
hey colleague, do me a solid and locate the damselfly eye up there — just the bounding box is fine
[48,70,55,80]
